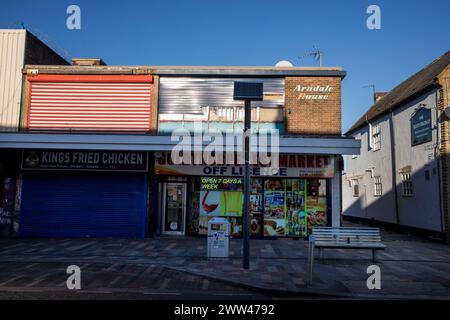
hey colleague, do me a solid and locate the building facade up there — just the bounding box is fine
[0,30,68,237]
[0,30,68,132]
[342,51,450,242]
[0,47,360,238]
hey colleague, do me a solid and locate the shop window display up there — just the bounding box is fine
[190,177,244,237]
[189,177,328,238]
[263,178,327,237]
[263,179,286,236]
[305,179,328,234]
[250,179,263,236]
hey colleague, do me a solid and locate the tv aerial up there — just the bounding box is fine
[300,46,323,67]
[363,84,376,103]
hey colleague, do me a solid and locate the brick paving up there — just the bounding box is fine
[0,225,450,299]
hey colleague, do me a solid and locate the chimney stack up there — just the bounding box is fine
[71,58,106,66]
[374,92,388,103]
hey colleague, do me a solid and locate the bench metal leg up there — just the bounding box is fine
[319,248,324,260]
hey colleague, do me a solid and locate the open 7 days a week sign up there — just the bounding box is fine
[154,152,335,178]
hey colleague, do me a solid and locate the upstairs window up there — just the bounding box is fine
[352,179,359,197]
[371,124,381,151]
[374,176,382,197]
[401,173,413,196]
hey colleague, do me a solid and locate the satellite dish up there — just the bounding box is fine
[275,60,293,67]
[445,107,450,119]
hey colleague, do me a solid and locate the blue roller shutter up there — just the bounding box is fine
[19,172,147,237]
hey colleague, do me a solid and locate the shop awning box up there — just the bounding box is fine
[0,133,360,155]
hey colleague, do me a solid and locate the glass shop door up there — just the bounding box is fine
[162,182,186,235]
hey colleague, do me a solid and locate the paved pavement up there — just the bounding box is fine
[0,223,450,299]
[0,261,265,300]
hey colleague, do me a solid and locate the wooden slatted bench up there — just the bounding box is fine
[306,226,386,285]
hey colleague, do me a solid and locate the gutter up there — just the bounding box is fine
[345,84,440,136]
[22,65,347,78]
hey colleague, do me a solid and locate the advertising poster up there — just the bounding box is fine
[199,177,243,217]
[263,190,285,236]
[306,179,328,233]
[262,179,328,237]
[0,178,16,237]
[200,191,243,217]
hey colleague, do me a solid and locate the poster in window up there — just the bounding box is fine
[284,179,307,237]
[199,177,243,217]
[306,179,328,234]
[263,179,286,236]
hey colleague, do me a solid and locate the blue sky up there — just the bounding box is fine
[1,0,449,131]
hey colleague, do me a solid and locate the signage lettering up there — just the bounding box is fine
[293,85,334,100]
[22,150,148,172]
[155,152,334,178]
[411,108,432,146]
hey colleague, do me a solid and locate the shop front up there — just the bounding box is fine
[155,152,335,238]
[18,149,149,237]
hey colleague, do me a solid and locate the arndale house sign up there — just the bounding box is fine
[294,84,334,100]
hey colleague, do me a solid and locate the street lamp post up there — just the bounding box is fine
[243,99,251,269]
[233,82,263,270]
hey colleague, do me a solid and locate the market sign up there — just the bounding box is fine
[22,150,148,172]
[154,152,335,178]
[411,107,432,146]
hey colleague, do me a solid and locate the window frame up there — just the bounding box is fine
[351,179,359,197]
[374,176,382,197]
[372,124,381,151]
[401,173,413,196]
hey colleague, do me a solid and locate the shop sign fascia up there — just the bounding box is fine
[21,149,148,172]
[154,152,335,178]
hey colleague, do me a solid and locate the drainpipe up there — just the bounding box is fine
[388,108,400,225]
[435,89,445,234]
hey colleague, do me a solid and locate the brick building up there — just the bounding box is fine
[437,57,450,242]
[285,76,341,135]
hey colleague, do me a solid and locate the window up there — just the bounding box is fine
[374,176,382,197]
[401,173,413,196]
[372,124,381,151]
[208,106,244,122]
[352,179,359,197]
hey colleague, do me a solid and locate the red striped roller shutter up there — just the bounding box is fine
[27,74,153,132]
